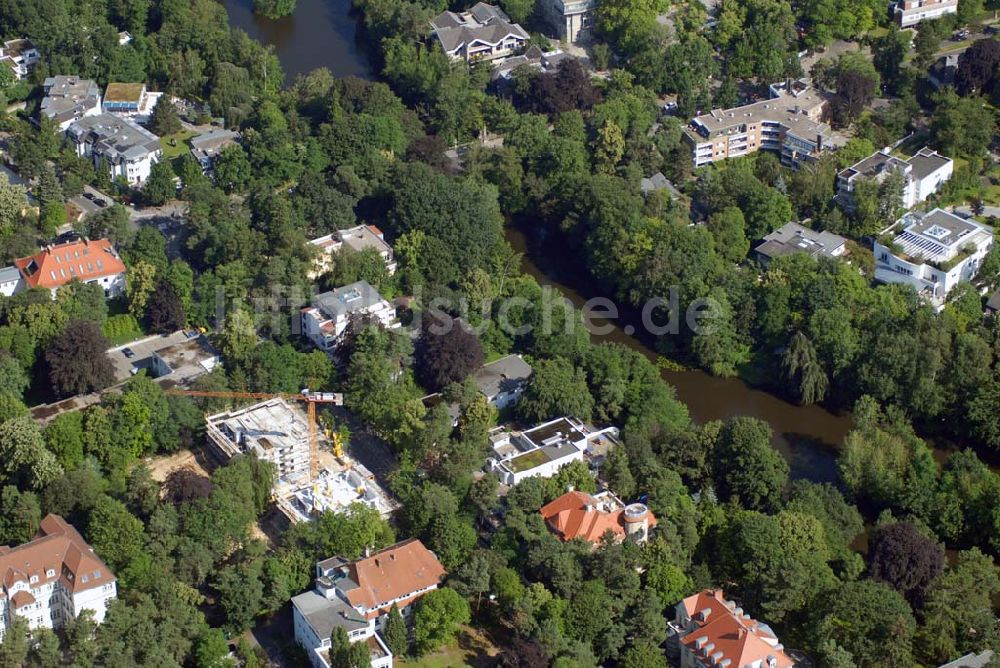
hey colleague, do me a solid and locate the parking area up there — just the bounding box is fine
[107,329,201,381]
[69,185,113,216]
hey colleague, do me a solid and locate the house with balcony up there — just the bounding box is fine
[67,113,161,185]
[13,238,126,299]
[41,76,103,131]
[671,590,796,668]
[0,515,117,641]
[837,147,953,212]
[291,539,446,667]
[102,82,162,123]
[754,223,847,266]
[431,3,529,62]
[308,226,397,280]
[487,416,619,486]
[895,0,958,27]
[301,281,398,352]
[540,489,656,546]
[873,209,994,309]
[544,0,595,43]
[684,79,845,169]
[0,38,39,80]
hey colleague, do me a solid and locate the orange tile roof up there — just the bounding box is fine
[680,590,795,668]
[14,238,126,290]
[341,539,445,618]
[539,490,656,544]
[0,514,115,598]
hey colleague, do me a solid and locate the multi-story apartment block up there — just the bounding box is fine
[308,226,397,280]
[544,0,596,43]
[837,147,953,212]
[102,82,162,123]
[205,398,311,484]
[300,281,398,352]
[895,0,958,27]
[430,3,529,62]
[67,113,162,185]
[40,76,103,131]
[873,208,994,309]
[0,515,117,641]
[684,79,845,169]
[0,38,40,80]
[671,590,796,668]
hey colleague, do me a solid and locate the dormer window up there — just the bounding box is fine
[29,575,38,583]
[81,575,89,583]
[46,569,55,578]
[93,570,101,579]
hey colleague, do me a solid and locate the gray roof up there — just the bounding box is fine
[473,354,532,398]
[291,589,369,639]
[189,129,240,162]
[937,650,995,668]
[986,290,1000,314]
[431,3,529,54]
[640,172,682,197]
[41,76,101,124]
[68,113,160,163]
[0,265,22,284]
[313,280,387,320]
[908,147,951,181]
[755,222,846,261]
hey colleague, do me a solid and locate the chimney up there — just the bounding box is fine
[816,133,823,152]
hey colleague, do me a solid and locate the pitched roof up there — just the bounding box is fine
[430,3,529,54]
[14,238,126,290]
[539,490,656,544]
[472,354,532,398]
[339,539,445,614]
[679,590,795,668]
[0,514,115,600]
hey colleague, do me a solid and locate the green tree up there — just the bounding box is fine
[384,603,408,656]
[706,206,749,263]
[413,588,471,655]
[219,309,258,367]
[149,98,182,136]
[253,0,296,19]
[0,615,29,666]
[193,628,232,668]
[143,161,177,206]
[519,358,594,422]
[714,417,788,511]
[329,626,370,667]
[780,331,828,405]
[813,580,916,667]
[0,417,63,490]
[87,495,144,572]
[619,641,667,668]
[596,0,667,53]
[0,486,40,545]
[593,120,625,175]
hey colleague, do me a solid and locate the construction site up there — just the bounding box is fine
[197,393,396,525]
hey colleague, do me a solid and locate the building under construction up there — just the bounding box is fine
[205,398,312,485]
[204,398,396,524]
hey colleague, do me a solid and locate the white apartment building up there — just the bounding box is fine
[300,281,398,352]
[67,113,161,185]
[430,3,529,62]
[487,416,620,486]
[837,147,954,212]
[308,225,397,280]
[545,0,596,43]
[0,39,39,80]
[895,0,958,27]
[0,266,24,297]
[41,76,103,131]
[0,515,117,641]
[293,540,446,668]
[684,79,846,169]
[205,398,311,484]
[874,209,994,309]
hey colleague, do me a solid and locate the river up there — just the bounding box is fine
[505,227,854,482]
[221,0,373,81]
[219,1,854,482]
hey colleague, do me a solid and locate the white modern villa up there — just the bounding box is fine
[874,209,994,309]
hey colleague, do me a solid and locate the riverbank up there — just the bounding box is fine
[504,225,854,482]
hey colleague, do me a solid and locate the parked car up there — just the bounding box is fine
[82,192,96,201]
[122,347,135,358]
[954,30,970,40]
[95,199,108,208]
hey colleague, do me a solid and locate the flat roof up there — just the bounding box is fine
[207,398,309,455]
[892,209,991,262]
[152,337,218,375]
[103,82,145,103]
[908,148,951,180]
[313,280,388,320]
[292,589,369,637]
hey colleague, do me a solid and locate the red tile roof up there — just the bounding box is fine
[539,490,656,544]
[341,539,445,618]
[0,514,115,600]
[14,238,125,290]
[679,590,795,668]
